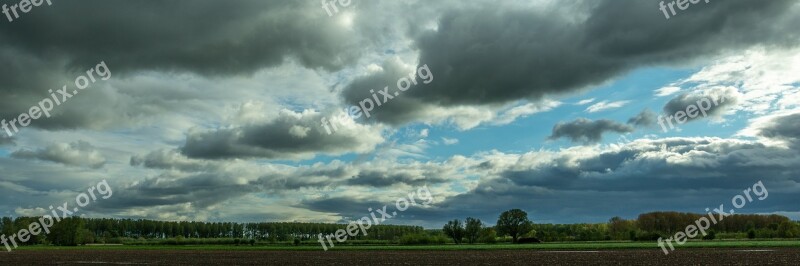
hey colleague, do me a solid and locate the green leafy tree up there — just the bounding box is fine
[478,228,497,244]
[49,217,85,246]
[608,216,635,240]
[442,219,465,244]
[778,221,799,238]
[79,229,95,245]
[1,217,14,237]
[496,209,533,243]
[464,217,483,244]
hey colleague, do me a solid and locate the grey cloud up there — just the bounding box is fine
[343,0,799,125]
[298,195,444,227]
[628,109,657,127]
[131,146,449,192]
[548,118,634,144]
[506,138,780,191]
[0,135,14,146]
[254,161,451,191]
[662,88,738,122]
[757,113,800,149]
[179,110,384,160]
[345,170,448,188]
[431,136,800,224]
[340,59,435,125]
[11,141,106,169]
[0,0,364,133]
[0,50,171,131]
[0,0,360,75]
[104,172,259,209]
[131,149,225,173]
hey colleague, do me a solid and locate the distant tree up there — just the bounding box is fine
[608,217,634,240]
[496,209,533,243]
[442,219,465,244]
[1,217,14,237]
[79,229,95,245]
[778,221,799,238]
[49,217,85,246]
[464,217,483,244]
[478,228,497,244]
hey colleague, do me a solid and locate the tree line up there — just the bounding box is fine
[0,217,423,246]
[2,210,798,246]
[439,210,800,244]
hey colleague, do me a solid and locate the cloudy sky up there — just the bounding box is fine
[0,0,799,227]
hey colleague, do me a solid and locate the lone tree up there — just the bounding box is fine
[496,209,533,243]
[443,219,465,244]
[464,217,483,244]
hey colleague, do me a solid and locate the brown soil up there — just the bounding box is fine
[1,248,798,265]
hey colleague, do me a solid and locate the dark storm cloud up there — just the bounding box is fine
[628,109,657,127]
[10,141,107,169]
[548,118,634,144]
[0,0,363,132]
[343,0,799,125]
[662,88,738,122]
[0,0,359,75]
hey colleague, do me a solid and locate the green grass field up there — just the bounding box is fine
[15,240,800,251]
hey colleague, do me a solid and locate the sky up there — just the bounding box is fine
[0,0,799,228]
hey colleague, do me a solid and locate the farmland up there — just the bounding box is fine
[12,240,800,251]
[3,241,799,265]
[2,248,799,265]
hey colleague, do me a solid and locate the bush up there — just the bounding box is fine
[748,230,756,239]
[702,230,716,240]
[293,239,301,246]
[399,233,447,245]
